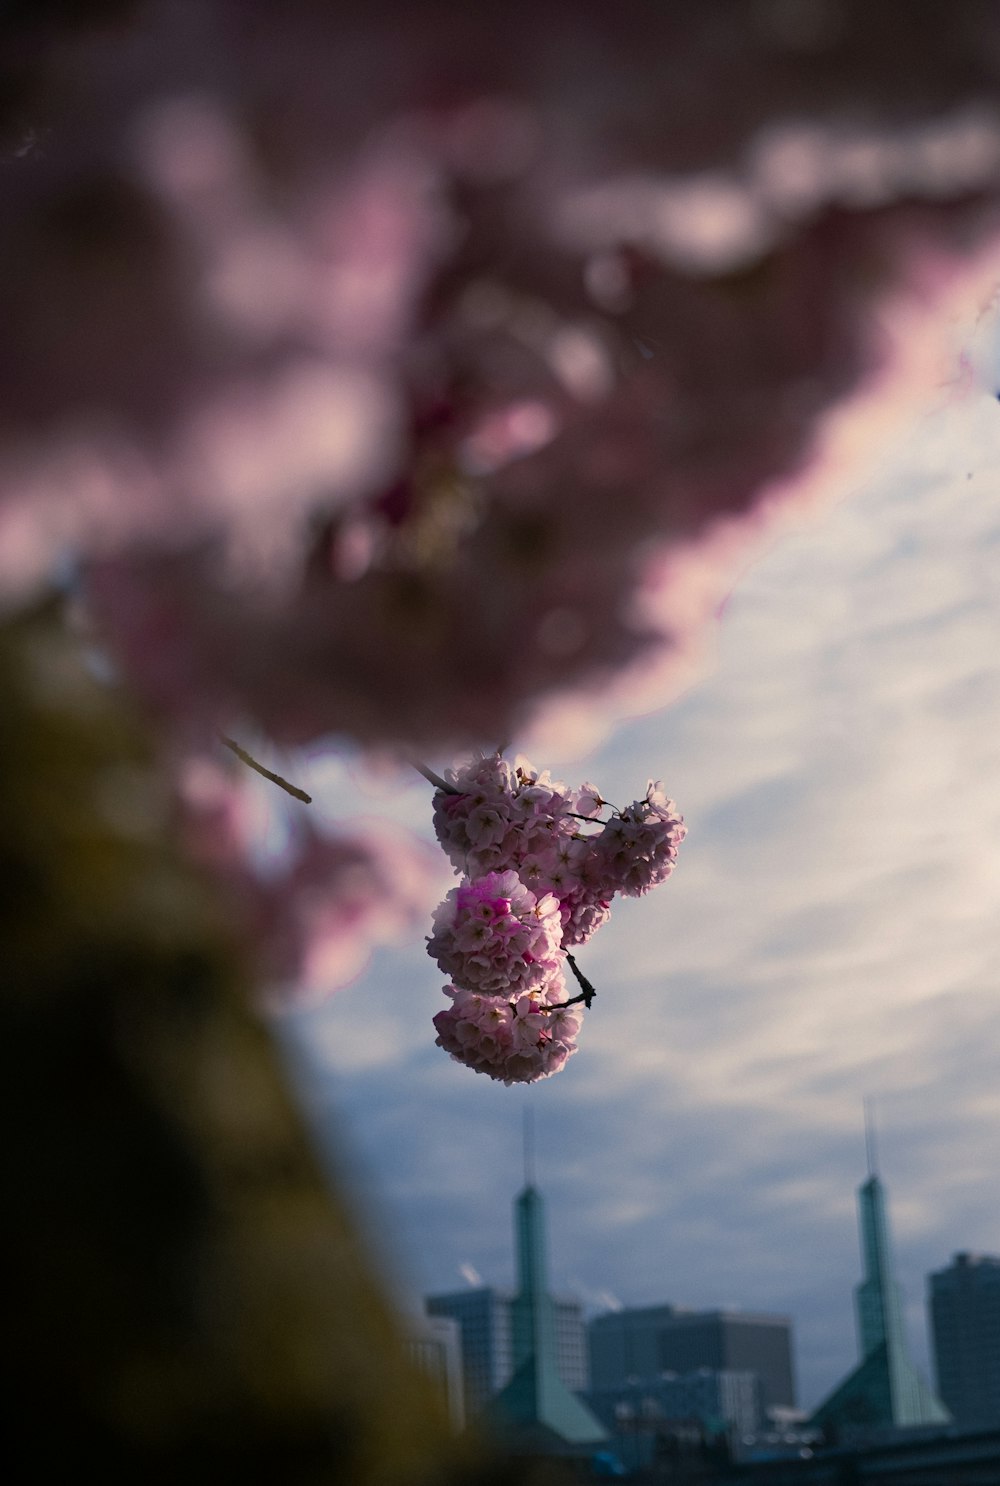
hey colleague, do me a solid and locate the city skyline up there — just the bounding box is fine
[281,361,1000,1412]
[420,1148,981,1404]
[422,1162,994,1444]
[304,1052,993,1414]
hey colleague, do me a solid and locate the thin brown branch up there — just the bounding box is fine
[219,736,312,804]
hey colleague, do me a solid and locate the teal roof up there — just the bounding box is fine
[488,1351,608,1448]
[810,1340,950,1431]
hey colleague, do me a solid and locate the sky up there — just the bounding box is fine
[275,359,1000,1414]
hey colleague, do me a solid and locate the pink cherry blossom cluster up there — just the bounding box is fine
[427,754,686,1083]
[433,984,583,1087]
[427,870,563,996]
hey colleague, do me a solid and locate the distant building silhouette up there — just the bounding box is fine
[657,1311,795,1415]
[930,1252,1000,1426]
[810,1130,948,1436]
[589,1306,795,1412]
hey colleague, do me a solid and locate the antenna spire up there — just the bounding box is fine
[864,1096,879,1178]
[523,1105,535,1188]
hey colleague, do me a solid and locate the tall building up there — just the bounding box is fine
[810,1130,949,1436]
[427,1156,592,1426]
[487,1182,608,1451]
[930,1252,1000,1426]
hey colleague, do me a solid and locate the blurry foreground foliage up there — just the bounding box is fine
[1,604,567,1484]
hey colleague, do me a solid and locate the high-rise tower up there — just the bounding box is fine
[488,1120,606,1452]
[510,1184,557,1370]
[855,1105,907,1360]
[811,1109,949,1436]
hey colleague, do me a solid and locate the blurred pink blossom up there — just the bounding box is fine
[4,3,1000,1020]
[3,3,1000,756]
[176,757,440,1006]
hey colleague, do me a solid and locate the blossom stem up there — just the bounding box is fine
[511,955,597,1014]
[410,758,460,793]
[540,951,597,1010]
[219,735,312,804]
[565,951,597,1007]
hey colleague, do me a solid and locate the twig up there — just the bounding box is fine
[219,736,312,804]
[409,758,460,794]
[547,951,597,1011]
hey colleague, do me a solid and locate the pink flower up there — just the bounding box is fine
[429,756,686,951]
[594,783,687,898]
[427,869,563,995]
[431,755,519,874]
[571,782,605,818]
[432,978,582,1085]
[431,753,583,879]
[557,886,612,947]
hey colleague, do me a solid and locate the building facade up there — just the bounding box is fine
[930,1251,1000,1426]
[658,1311,795,1414]
[588,1366,763,1440]
[404,1310,466,1429]
[426,1286,512,1418]
[588,1305,795,1415]
[552,1296,589,1392]
[426,1286,589,1418]
[589,1304,678,1388]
